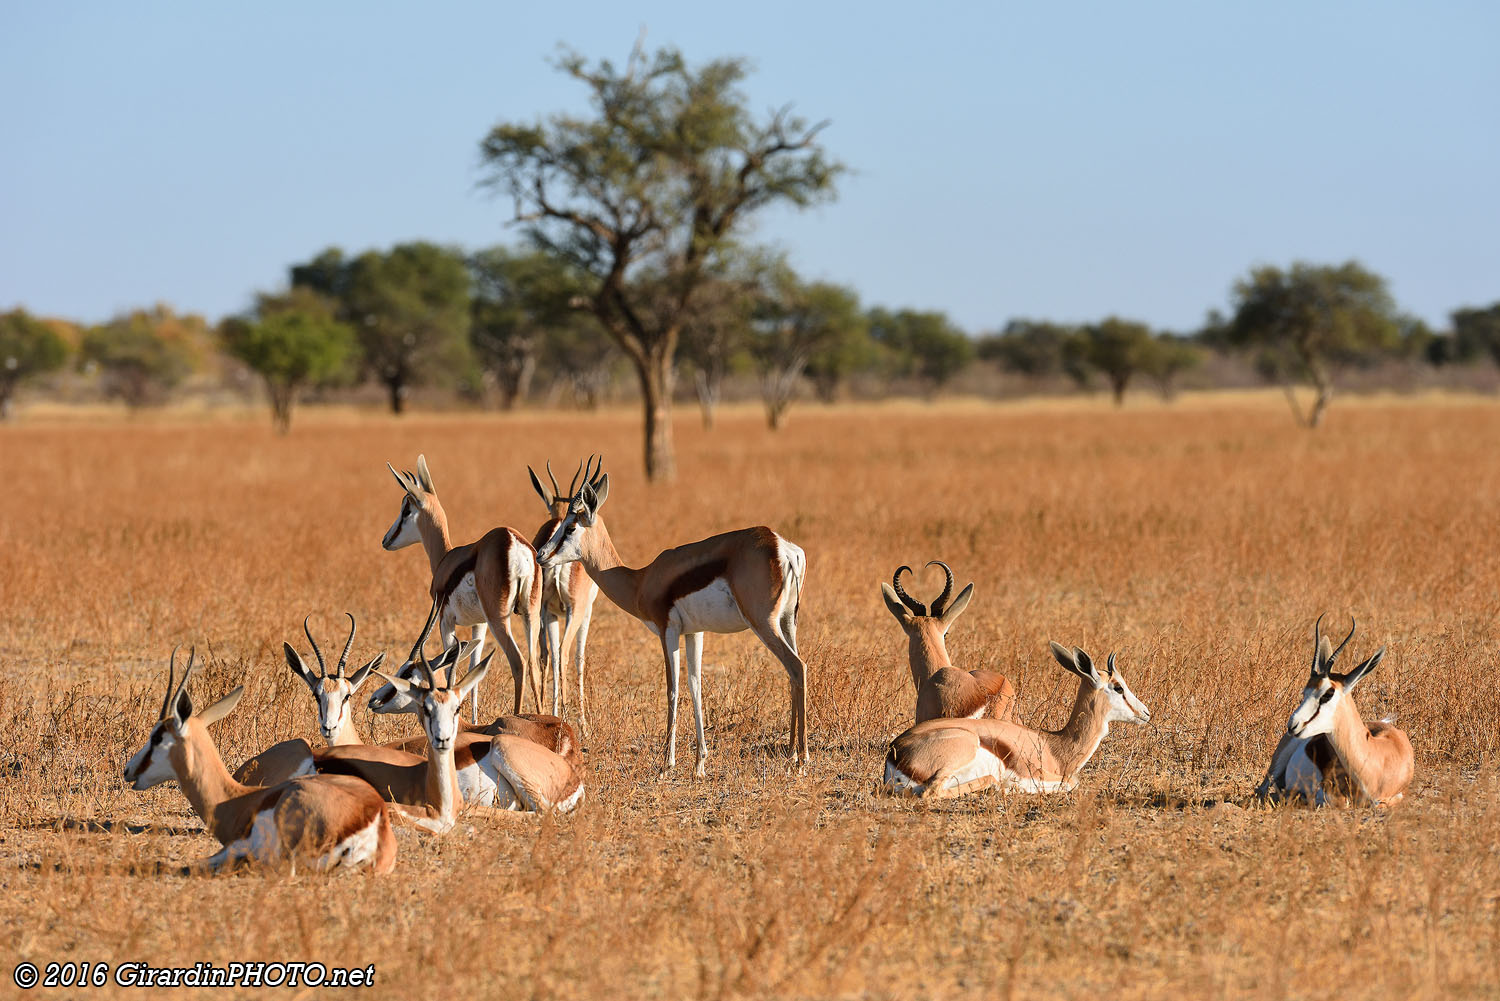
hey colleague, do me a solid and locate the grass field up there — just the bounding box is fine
[2,393,1498,1000]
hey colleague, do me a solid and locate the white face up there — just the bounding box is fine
[123,721,179,790]
[315,680,353,743]
[1100,670,1152,726]
[1289,678,1342,737]
[368,661,425,715]
[422,690,464,752]
[536,506,588,568]
[382,494,421,550]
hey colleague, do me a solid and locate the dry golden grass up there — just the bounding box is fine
[2,392,1499,1000]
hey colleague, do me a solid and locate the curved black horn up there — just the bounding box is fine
[161,645,181,719]
[545,459,561,499]
[1311,613,1326,675]
[925,561,955,616]
[303,615,327,678]
[892,566,927,616]
[407,596,441,668]
[567,458,585,498]
[587,453,604,488]
[1326,616,1356,672]
[335,612,356,679]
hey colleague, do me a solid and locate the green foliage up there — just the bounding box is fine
[1138,333,1204,401]
[748,263,865,427]
[979,320,1090,387]
[470,246,591,409]
[292,242,472,414]
[478,42,844,477]
[1440,303,1500,366]
[80,306,203,408]
[1226,261,1399,426]
[868,307,974,393]
[0,309,70,417]
[1082,317,1157,404]
[220,288,356,431]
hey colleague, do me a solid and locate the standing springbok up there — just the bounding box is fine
[363,641,585,815]
[232,614,390,788]
[383,453,543,721]
[883,642,1150,798]
[124,648,397,873]
[1256,616,1414,807]
[880,561,1016,724]
[533,456,809,776]
[527,461,600,730]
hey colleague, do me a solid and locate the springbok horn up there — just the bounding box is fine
[892,566,927,616]
[168,646,198,717]
[546,459,561,499]
[926,560,955,617]
[407,596,441,668]
[335,612,356,679]
[587,453,604,487]
[1326,617,1357,672]
[567,458,585,498]
[160,646,181,719]
[303,615,327,678]
[1311,613,1326,675]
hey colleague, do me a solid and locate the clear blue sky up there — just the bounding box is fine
[2,2,1496,333]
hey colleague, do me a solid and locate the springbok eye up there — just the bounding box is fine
[1319,690,1334,703]
[1113,684,1123,694]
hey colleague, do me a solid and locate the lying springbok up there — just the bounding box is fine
[534,456,808,776]
[320,649,497,833]
[527,461,600,730]
[883,642,1150,798]
[1256,616,1414,807]
[233,614,390,787]
[383,453,543,720]
[363,641,585,815]
[124,648,397,873]
[880,561,1016,724]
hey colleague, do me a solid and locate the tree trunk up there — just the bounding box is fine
[267,381,294,434]
[497,356,536,411]
[0,380,13,421]
[1110,373,1128,406]
[693,368,720,430]
[812,373,838,404]
[385,377,406,415]
[635,349,676,481]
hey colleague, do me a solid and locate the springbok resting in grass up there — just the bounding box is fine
[881,561,1016,724]
[233,614,387,787]
[123,648,397,873]
[534,456,809,776]
[383,453,543,721]
[1255,616,1414,807]
[528,461,600,732]
[883,643,1150,798]
[360,641,584,815]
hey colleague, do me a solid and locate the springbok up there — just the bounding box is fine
[883,642,1150,798]
[1256,616,1414,807]
[383,453,543,721]
[880,561,1016,724]
[534,456,808,776]
[527,461,600,730]
[232,614,391,788]
[363,641,585,815]
[123,648,397,873]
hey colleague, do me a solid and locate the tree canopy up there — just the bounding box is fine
[478,42,843,479]
[220,287,356,432]
[0,309,70,419]
[81,306,204,409]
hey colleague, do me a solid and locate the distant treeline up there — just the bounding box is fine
[2,250,1497,432]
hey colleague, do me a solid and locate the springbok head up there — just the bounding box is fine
[382,454,438,550]
[527,459,572,522]
[367,636,471,716]
[123,647,244,790]
[534,455,609,569]
[284,613,384,744]
[1287,615,1385,738]
[880,561,975,636]
[374,647,493,753]
[1049,642,1152,726]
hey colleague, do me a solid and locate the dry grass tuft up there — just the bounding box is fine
[2,395,1498,998]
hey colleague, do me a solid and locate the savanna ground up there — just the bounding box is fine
[2,393,1499,1000]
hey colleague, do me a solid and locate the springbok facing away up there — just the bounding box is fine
[383,453,543,721]
[527,461,600,732]
[534,456,808,777]
[880,561,1016,724]
[883,643,1151,798]
[232,614,387,788]
[1256,617,1414,807]
[123,648,397,874]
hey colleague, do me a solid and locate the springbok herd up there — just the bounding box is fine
[122,453,1416,874]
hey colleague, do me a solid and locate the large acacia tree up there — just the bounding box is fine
[479,44,843,480]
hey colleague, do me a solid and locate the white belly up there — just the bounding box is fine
[1285,739,1325,804]
[669,578,748,635]
[315,813,383,870]
[542,565,571,615]
[457,761,498,806]
[446,572,485,625]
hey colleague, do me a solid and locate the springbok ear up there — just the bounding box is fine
[372,670,413,695]
[196,685,245,727]
[171,687,194,727]
[1073,648,1103,685]
[1049,641,1082,676]
[284,643,317,688]
[590,473,610,509]
[940,583,975,626]
[880,583,912,623]
[1315,635,1334,675]
[1341,647,1385,691]
[528,466,553,507]
[349,653,385,691]
[416,454,435,493]
[457,651,495,702]
[387,462,418,496]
